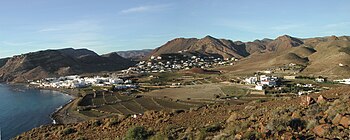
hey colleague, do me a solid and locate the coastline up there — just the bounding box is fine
[4,82,84,124]
[29,86,85,124]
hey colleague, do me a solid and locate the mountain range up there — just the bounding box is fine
[1,35,349,82]
[0,48,134,83]
[147,35,350,78]
[116,49,153,61]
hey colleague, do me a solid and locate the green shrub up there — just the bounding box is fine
[107,118,119,127]
[75,136,87,140]
[242,131,261,140]
[203,124,222,132]
[149,132,169,140]
[125,126,150,140]
[93,120,102,127]
[266,118,289,132]
[61,127,77,136]
[306,119,318,130]
[289,118,306,131]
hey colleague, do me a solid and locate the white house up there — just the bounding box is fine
[261,80,277,87]
[334,78,350,85]
[109,78,124,84]
[255,85,264,90]
[315,78,325,83]
[244,77,258,84]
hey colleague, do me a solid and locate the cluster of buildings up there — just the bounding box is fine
[29,75,136,89]
[334,78,350,85]
[244,75,279,90]
[122,54,238,74]
[243,74,323,95]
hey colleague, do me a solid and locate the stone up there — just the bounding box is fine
[313,124,330,137]
[292,111,301,118]
[300,96,315,106]
[339,116,350,128]
[317,95,327,104]
[226,112,239,123]
[281,132,293,140]
[234,134,242,140]
[332,114,343,125]
[318,117,327,124]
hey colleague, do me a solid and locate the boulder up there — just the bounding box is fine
[312,124,330,137]
[318,117,327,124]
[300,96,315,106]
[332,114,343,125]
[317,95,327,104]
[292,111,301,118]
[339,116,350,128]
[226,112,239,123]
[234,134,242,140]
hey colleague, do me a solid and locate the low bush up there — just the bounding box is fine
[92,120,102,127]
[107,118,119,127]
[289,118,306,131]
[306,119,318,130]
[125,126,150,140]
[203,124,222,132]
[61,127,77,136]
[266,118,289,132]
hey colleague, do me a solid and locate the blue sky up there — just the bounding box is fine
[1,0,349,57]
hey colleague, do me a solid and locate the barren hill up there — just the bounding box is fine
[0,48,134,83]
[116,49,153,60]
[147,35,251,59]
[266,35,303,51]
[147,35,307,60]
[218,35,350,78]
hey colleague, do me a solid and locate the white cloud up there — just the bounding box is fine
[38,28,63,32]
[1,41,33,46]
[120,4,170,14]
[37,20,102,33]
[324,22,350,28]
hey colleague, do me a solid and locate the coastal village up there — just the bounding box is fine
[28,54,350,97]
[123,53,238,74]
[29,75,136,90]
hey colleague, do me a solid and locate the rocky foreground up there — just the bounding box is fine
[16,86,350,139]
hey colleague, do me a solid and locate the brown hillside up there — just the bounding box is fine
[16,86,350,139]
[266,35,303,51]
[147,36,250,59]
[218,35,350,78]
[0,48,134,83]
[301,40,350,78]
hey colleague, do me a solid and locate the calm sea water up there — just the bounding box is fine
[0,84,73,140]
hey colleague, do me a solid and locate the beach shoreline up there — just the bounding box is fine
[29,85,86,124]
[5,82,85,124]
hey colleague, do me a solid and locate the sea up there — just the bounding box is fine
[0,84,73,140]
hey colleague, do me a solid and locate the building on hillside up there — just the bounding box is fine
[284,76,296,80]
[244,77,258,84]
[255,85,264,90]
[315,78,326,83]
[334,78,350,85]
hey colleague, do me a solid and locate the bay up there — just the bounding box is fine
[0,84,73,140]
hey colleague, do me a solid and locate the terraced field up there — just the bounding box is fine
[78,91,200,117]
[134,98,164,110]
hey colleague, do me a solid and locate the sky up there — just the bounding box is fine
[0,0,349,57]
